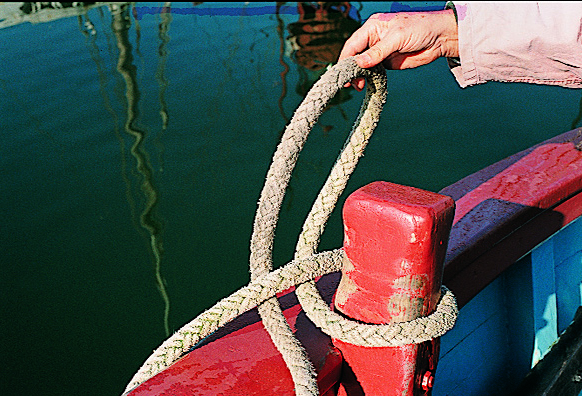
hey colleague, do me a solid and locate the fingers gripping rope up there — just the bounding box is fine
[122,58,458,396]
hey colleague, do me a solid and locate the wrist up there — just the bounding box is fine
[440,8,459,59]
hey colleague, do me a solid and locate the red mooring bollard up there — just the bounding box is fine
[333,181,455,395]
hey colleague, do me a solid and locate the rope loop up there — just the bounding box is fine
[311,284,458,347]
[249,57,387,280]
[248,58,388,396]
[122,58,458,396]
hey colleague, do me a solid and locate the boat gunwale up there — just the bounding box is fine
[441,128,582,308]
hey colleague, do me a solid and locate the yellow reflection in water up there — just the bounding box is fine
[111,3,171,337]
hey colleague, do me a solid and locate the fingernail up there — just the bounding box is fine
[356,53,372,67]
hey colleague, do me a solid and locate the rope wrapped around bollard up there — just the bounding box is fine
[122,58,458,396]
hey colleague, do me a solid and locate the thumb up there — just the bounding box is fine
[355,42,396,68]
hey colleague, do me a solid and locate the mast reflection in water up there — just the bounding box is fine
[111,3,171,337]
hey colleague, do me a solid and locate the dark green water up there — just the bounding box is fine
[1,2,581,395]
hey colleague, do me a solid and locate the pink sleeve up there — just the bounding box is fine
[450,2,582,88]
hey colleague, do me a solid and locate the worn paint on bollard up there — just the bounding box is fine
[333,181,455,395]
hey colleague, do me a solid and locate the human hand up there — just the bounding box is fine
[338,10,458,90]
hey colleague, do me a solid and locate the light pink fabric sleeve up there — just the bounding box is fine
[450,2,582,88]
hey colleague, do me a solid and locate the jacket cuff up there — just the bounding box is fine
[444,1,461,70]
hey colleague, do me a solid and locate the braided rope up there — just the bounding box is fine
[122,58,458,395]
[249,58,389,395]
[123,249,344,394]
[122,252,456,394]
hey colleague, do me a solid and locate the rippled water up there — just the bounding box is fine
[1,2,581,395]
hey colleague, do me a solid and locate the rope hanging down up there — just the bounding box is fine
[122,58,458,396]
[250,57,390,396]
